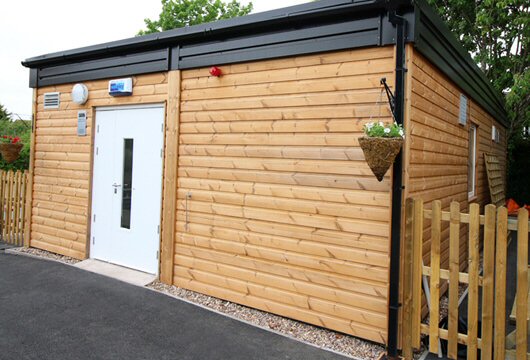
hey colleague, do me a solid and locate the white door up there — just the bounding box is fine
[90,105,165,274]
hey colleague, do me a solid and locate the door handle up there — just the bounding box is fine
[112,183,121,194]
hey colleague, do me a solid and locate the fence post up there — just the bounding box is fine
[401,198,414,360]
[429,200,442,353]
[0,171,5,239]
[481,204,496,360]
[516,208,529,359]
[412,198,423,349]
[21,171,28,245]
[494,206,508,360]
[447,201,460,359]
[467,203,480,359]
[13,171,21,245]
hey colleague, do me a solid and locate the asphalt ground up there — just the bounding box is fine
[0,252,349,360]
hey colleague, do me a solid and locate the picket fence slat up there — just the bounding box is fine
[481,204,496,360]
[448,201,460,359]
[20,170,28,245]
[517,209,529,359]
[412,198,423,349]
[429,200,442,353]
[14,171,21,240]
[402,198,415,360]
[467,203,480,359]
[0,170,28,246]
[495,207,508,360]
[404,199,529,360]
[1,171,6,240]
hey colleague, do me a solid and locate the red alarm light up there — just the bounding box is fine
[209,66,222,77]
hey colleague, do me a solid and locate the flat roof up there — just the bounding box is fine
[22,0,507,125]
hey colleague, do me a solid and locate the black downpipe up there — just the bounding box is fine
[385,10,407,360]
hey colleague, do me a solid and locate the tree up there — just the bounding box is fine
[427,0,529,204]
[426,0,529,144]
[138,0,253,35]
[0,103,11,121]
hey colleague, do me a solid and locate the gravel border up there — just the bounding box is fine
[7,246,81,265]
[6,247,386,359]
[147,280,386,360]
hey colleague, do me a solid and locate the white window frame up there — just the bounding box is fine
[468,124,477,199]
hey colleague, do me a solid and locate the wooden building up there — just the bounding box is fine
[22,0,507,351]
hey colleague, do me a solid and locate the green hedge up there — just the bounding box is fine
[507,139,530,206]
[0,119,31,171]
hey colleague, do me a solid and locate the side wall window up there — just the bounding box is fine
[468,124,478,198]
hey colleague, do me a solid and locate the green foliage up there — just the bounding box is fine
[427,0,530,203]
[138,0,253,35]
[0,118,31,171]
[426,0,529,143]
[363,122,404,138]
[0,103,11,121]
[507,139,530,204]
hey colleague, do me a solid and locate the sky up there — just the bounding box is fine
[0,0,309,119]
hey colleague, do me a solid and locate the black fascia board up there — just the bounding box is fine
[24,0,415,88]
[21,0,506,126]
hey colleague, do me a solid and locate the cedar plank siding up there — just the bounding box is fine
[27,43,506,346]
[174,47,395,343]
[406,48,507,274]
[31,74,168,259]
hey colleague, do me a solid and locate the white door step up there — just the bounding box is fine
[74,259,156,287]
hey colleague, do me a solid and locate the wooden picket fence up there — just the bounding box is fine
[402,198,530,360]
[0,170,28,246]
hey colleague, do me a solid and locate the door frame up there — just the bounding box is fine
[87,103,167,275]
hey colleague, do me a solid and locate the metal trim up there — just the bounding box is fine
[95,103,165,112]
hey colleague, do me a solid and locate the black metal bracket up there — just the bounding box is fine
[380,77,396,118]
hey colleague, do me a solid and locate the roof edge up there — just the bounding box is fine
[22,0,401,68]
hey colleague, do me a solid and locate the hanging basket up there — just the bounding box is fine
[359,136,403,182]
[0,143,23,163]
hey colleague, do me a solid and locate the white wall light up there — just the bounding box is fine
[71,83,89,105]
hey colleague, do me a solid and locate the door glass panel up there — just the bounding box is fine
[121,138,134,229]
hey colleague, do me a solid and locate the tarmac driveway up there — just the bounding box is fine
[0,252,349,360]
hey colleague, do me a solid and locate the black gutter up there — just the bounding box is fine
[385,9,407,360]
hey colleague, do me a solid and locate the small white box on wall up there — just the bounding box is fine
[491,125,501,143]
[108,78,133,96]
[459,94,467,125]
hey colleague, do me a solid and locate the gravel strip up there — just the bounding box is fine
[8,247,80,265]
[148,281,386,360]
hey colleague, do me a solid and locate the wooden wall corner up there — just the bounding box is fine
[160,70,181,284]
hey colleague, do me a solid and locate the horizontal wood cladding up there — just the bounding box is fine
[175,47,394,343]
[31,73,168,259]
[406,49,507,275]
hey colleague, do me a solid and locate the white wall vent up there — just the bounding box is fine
[458,94,468,125]
[43,92,60,109]
[492,126,501,143]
